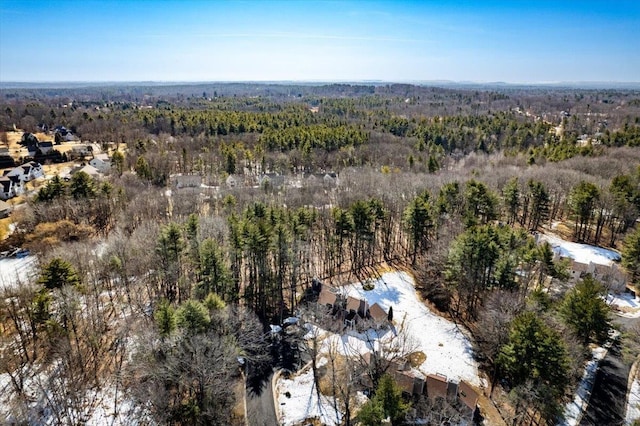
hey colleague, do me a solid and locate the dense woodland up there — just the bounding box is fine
[1,83,640,425]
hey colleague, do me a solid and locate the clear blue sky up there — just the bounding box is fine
[1,0,639,83]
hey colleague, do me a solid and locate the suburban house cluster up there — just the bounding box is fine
[169,171,339,191]
[313,281,479,418]
[0,161,44,200]
[361,352,479,419]
[563,257,628,292]
[316,283,389,329]
[534,234,628,292]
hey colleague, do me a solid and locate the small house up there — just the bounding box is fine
[0,200,11,217]
[318,288,338,308]
[0,177,16,200]
[426,374,448,400]
[171,173,202,189]
[71,164,100,178]
[457,381,479,413]
[6,175,24,196]
[226,174,246,188]
[89,153,111,173]
[346,296,368,317]
[258,173,285,189]
[38,141,54,154]
[368,303,388,327]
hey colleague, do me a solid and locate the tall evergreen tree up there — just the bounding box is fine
[569,181,600,242]
[502,177,520,225]
[622,226,640,285]
[560,274,610,344]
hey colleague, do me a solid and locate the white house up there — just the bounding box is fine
[171,173,202,189]
[89,153,111,173]
[0,177,17,200]
[5,162,43,183]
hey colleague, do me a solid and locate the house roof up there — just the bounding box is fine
[0,177,12,192]
[93,153,110,161]
[393,370,419,395]
[571,261,590,273]
[458,381,479,410]
[426,374,448,399]
[73,164,100,177]
[369,303,387,322]
[0,200,11,212]
[318,289,338,306]
[346,296,367,313]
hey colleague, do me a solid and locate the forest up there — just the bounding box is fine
[1,82,640,425]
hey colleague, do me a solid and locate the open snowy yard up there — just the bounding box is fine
[538,233,621,265]
[340,271,480,385]
[0,255,37,291]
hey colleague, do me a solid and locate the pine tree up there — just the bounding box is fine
[38,258,80,289]
[622,226,640,284]
[561,274,611,344]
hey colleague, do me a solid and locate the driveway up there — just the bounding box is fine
[246,371,279,426]
[579,341,630,426]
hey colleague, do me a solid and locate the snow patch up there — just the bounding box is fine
[607,292,640,318]
[0,255,38,290]
[538,234,621,266]
[277,363,342,426]
[341,271,480,385]
[626,377,640,425]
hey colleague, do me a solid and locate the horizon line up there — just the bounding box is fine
[2,79,640,87]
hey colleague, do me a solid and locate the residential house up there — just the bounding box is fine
[568,259,627,292]
[594,263,627,292]
[346,296,369,317]
[6,161,44,182]
[457,381,479,413]
[74,164,101,178]
[258,173,285,189]
[304,172,339,188]
[89,153,112,173]
[388,359,425,396]
[38,141,54,155]
[323,172,338,187]
[54,126,76,142]
[318,288,338,308]
[226,174,246,188]
[368,303,388,328]
[426,374,449,400]
[171,173,202,189]
[0,177,16,200]
[5,175,24,197]
[23,161,44,180]
[393,370,425,396]
[69,144,98,160]
[0,200,11,218]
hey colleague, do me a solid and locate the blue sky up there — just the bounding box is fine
[0,0,639,83]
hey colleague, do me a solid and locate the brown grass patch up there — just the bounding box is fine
[0,217,12,240]
[407,351,426,367]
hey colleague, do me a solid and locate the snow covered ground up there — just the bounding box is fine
[560,347,608,426]
[560,331,618,426]
[277,360,343,426]
[538,233,621,266]
[276,271,482,426]
[0,255,37,290]
[607,292,640,318]
[626,377,640,425]
[340,271,480,385]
